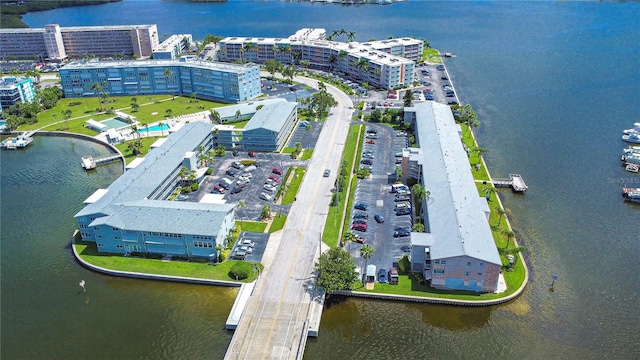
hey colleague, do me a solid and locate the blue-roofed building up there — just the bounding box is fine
[75,121,236,258]
[59,59,261,103]
[0,76,36,114]
[213,99,297,151]
[402,102,502,293]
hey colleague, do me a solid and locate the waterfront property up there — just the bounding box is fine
[402,102,502,292]
[0,24,159,61]
[152,34,194,60]
[75,121,236,258]
[0,76,36,114]
[59,59,261,103]
[218,28,420,89]
[213,99,298,151]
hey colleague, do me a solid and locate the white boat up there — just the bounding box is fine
[622,132,640,144]
[625,164,639,173]
[622,187,640,203]
[623,123,640,135]
[623,146,640,155]
[1,134,34,150]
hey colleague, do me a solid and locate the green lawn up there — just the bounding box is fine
[323,124,363,248]
[237,221,268,233]
[74,240,260,283]
[269,213,287,233]
[16,95,227,134]
[114,136,163,165]
[282,167,306,205]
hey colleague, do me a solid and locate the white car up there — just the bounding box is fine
[263,184,276,193]
[260,192,273,201]
[265,179,277,187]
[238,245,253,254]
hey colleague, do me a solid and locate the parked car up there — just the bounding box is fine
[393,228,411,237]
[378,268,387,283]
[248,150,256,157]
[232,161,244,170]
[259,192,273,201]
[388,268,399,285]
[353,212,368,220]
[395,195,411,202]
[395,202,411,210]
[353,233,366,244]
[265,179,277,187]
[237,178,250,186]
[354,203,368,211]
[425,93,435,100]
[396,208,412,216]
[268,175,281,183]
[361,159,373,165]
[263,184,276,193]
[226,169,238,177]
[272,167,283,175]
[238,245,253,254]
[212,185,226,194]
[352,219,367,225]
[231,186,243,194]
[374,214,385,223]
[351,222,367,232]
[366,139,376,144]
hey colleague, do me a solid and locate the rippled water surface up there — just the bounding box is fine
[3,1,639,359]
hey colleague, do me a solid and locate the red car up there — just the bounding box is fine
[268,175,281,183]
[353,233,366,243]
[366,139,376,144]
[213,185,226,194]
[248,150,256,157]
[272,167,283,175]
[351,222,367,232]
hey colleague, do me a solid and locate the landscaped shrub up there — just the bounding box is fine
[191,183,199,191]
[205,168,213,175]
[229,261,253,280]
[398,255,410,274]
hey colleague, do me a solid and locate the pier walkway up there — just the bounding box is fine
[81,154,123,170]
[493,174,528,192]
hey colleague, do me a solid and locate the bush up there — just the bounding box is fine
[229,261,253,280]
[191,183,199,191]
[205,168,213,175]
[398,255,410,274]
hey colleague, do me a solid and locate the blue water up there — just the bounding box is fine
[3,1,639,359]
[138,123,170,132]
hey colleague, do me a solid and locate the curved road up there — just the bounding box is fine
[224,77,354,360]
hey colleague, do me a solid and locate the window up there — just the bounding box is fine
[433,269,444,274]
[467,262,471,266]
[465,272,469,276]
[478,272,483,276]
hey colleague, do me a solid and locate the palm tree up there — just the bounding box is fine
[354,58,368,80]
[360,244,374,285]
[215,244,224,263]
[211,109,221,124]
[91,82,104,110]
[143,122,149,137]
[347,30,356,42]
[164,68,175,99]
[165,108,173,118]
[237,201,247,227]
[502,229,516,249]
[159,121,165,136]
[483,185,498,201]
[61,109,72,130]
[260,204,271,220]
[495,206,511,226]
[412,223,425,232]
[178,166,188,187]
[342,231,356,250]
[130,123,139,139]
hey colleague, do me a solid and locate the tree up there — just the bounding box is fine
[412,183,427,206]
[215,244,225,263]
[237,201,247,227]
[178,166,188,186]
[264,59,282,79]
[412,223,425,232]
[314,247,358,295]
[91,82,104,110]
[353,58,368,80]
[394,166,403,181]
[126,138,143,156]
[495,206,510,226]
[299,59,310,69]
[260,204,271,220]
[360,244,375,285]
[403,89,413,107]
[165,108,173,118]
[130,123,139,139]
[61,109,72,130]
[142,122,149,137]
[502,229,516,249]
[191,92,197,102]
[211,109,221,124]
[347,30,356,42]
[281,65,297,83]
[483,185,498,200]
[164,68,176,100]
[342,231,356,250]
[159,121,165,136]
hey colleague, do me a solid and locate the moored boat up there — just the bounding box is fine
[1,134,34,150]
[622,187,640,203]
[622,132,640,144]
[625,164,639,173]
[623,123,640,135]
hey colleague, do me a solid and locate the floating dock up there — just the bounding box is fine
[81,154,122,170]
[1,133,34,150]
[493,174,528,193]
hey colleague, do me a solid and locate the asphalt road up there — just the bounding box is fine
[224,76,354,360]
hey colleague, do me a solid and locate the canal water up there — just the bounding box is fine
[2,1,638,359]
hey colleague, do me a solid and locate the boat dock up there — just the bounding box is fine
[81,154,122,170]
[1,132,34,150]
[493,174,528,193]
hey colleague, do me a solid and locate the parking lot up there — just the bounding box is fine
[348,123,415,274]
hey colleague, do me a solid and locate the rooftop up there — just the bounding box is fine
[408,102,501,265]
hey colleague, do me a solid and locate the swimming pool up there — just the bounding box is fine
[138,123,170,132]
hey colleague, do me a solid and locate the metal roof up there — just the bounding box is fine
[245,101,297,132]
[408,102,501,265]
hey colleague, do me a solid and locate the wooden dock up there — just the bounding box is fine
[493,174,528,193]
[81,154,122,170]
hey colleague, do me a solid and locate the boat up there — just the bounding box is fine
[623,123,640,135]
[622,132,640,144]
[623,146,640,156]
[1,133,34,150]
[625,164,639,173]
[621,152,640,165]
[622,187,640,203]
